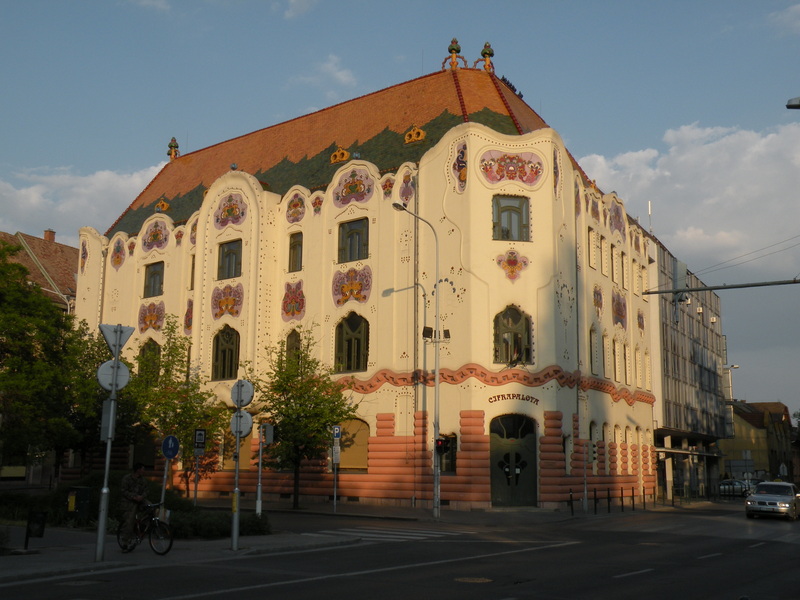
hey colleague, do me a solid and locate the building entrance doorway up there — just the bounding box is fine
[490,414,537,506]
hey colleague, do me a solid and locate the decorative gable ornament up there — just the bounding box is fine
[330,146,351,164]
[472,42,495,72]
[404,125,426,145]
[442,38,467,70]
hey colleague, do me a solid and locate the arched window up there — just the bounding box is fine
[286,329,301,362]
[212,325,240,381]
[335,312,369,373]
[493,306,532,364]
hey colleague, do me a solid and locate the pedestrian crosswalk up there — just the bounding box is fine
[305,526,468,543]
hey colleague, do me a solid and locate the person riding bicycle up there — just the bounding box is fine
[120,462,150,550]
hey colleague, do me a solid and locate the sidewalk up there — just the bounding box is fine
[0,497,731,584]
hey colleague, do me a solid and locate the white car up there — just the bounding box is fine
[745,482,800,520]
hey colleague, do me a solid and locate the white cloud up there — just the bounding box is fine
[318,54,356,87]
[284,0,319,19]
[769,3,800,35]
[128,0,171,11]
[0,165,164,248]
[286,53,357,100]
[580,122,800,410]
[579,122,800,280]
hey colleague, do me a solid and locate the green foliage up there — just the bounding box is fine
[247,326,359,507]
[121,315,229,484]
[0,241,85,465]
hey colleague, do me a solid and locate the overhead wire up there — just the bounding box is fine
[693,233,800,279]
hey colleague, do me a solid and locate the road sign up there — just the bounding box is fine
[99,324,134,358]
[331,444,341,464]
[96,360,130,392]
[332,425,341,439]
[260,423,274,445]
[230,410,253,437]
[194,429,206,457]
[231,380,254,408]
[162,435,180,459]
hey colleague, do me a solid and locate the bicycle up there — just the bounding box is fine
[116,502,174,555]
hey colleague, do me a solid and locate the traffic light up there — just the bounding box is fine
[435,437,450,455]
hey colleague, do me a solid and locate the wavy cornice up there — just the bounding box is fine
[338,363,655,407]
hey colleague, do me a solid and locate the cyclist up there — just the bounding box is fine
[119,462,150,551]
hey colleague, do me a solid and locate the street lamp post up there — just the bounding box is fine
[393,201,441,519]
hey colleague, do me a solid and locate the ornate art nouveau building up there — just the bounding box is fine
[76,42,726,509]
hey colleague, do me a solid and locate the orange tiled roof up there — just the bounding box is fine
[0,231,78,309]
[107,68,552,237]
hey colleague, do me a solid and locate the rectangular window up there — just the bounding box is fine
[338,218,369,263]
[492,195,529,241]
[621,251,628,289]
[624,344,631,385]
[588,228,598,269]
[217,239,242,280]
[611,245,620,283]
[189,255,196,291]
[143,261,164,298]
[600,236,609,276]
[590,328,600,375]
[288,232,303,272]
[635,348,642,387]
[641,265,649,300]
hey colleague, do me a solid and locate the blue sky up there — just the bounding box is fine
[3,0,800,415]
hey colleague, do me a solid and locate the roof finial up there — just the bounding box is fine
[442,38,467,70]
[472,42,494,72]
[167,137,180,160]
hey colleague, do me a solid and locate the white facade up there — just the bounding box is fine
[76,69,672,509]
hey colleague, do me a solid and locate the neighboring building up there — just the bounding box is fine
[651,243,731,499]
[0,229,78,482]
[719,401,794,482]
[74,42,726,509]
[0,229,77,314]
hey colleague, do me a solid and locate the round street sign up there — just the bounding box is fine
[162,435,180,459]
[231,379,254,408]
[97,360,130,392]
[230,410,254,437]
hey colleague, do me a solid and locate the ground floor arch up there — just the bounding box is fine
[490,413,538,506]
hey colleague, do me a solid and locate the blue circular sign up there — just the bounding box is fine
[162,435,180,459]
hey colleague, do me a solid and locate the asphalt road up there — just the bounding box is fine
[5,506,800,600]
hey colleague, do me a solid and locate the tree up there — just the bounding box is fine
[61,321,148,476]
[248,326,359,509]
[122,315,228,494]
[0,241,78,468]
